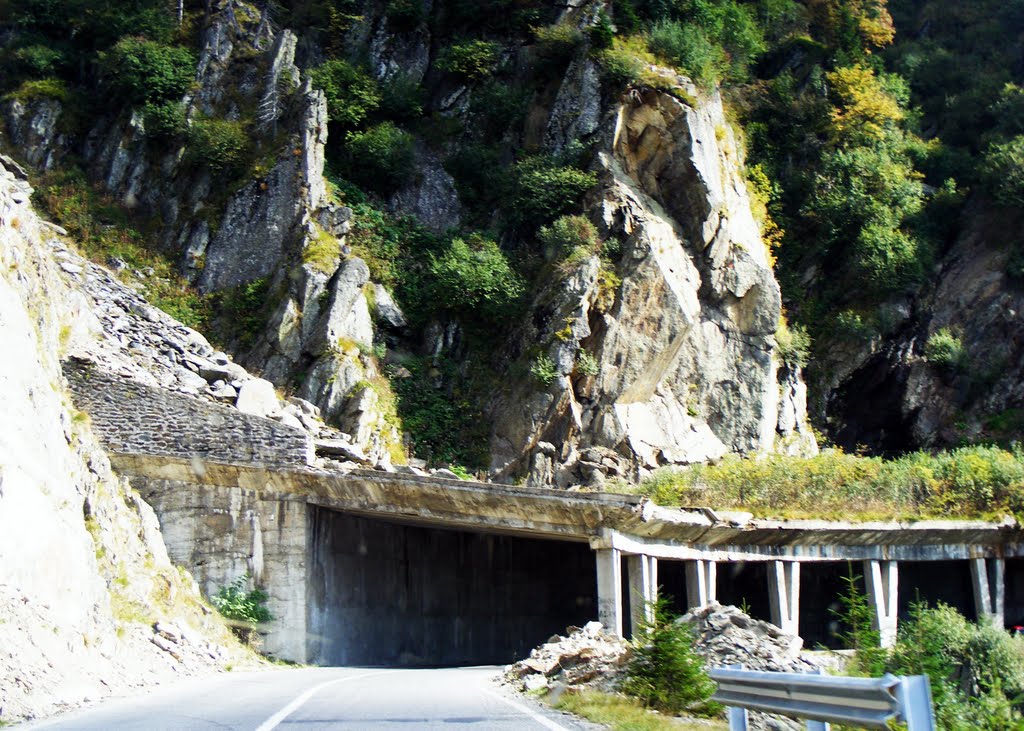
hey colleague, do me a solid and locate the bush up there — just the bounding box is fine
[648,20,727,89]
[3,77,67,103]
[532,21,584,72]
[10,44,65,76]
[185,117,251,177]
[774,317,810,368]
[142,100,186,141]
[596,36,648,87]
[99,37,195,105]
[310,59,381,128]
[589,10,615,50]
[624,597,718,715]
[510,156,597,229]
[530,353,558,386]
[538,214,600,259]
[576,350,600,377]
[212,574,273,625]
[377,73,424,122]
[982,135,1024,208]
[343,122,415,196]
[438,40,501,80]
[429,233,524,321]
[924,327,966,372]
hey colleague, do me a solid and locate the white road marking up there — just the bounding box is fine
[480,686,572,731]
[254,669,400,731]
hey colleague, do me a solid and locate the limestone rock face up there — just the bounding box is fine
[490,82,816,486]
[0,161,247,724]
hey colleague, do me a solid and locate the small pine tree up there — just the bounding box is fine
[623,596,719,714]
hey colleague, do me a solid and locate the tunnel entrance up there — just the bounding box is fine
[306,508,598,667]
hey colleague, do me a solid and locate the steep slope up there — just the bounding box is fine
[0,157,249,724]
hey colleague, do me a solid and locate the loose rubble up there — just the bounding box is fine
[503,621,631,694]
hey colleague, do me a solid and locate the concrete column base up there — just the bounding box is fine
[864,559,898,648]
[768,560,800,636]
[686,559,717,609]
[971,557,1005,626]
[596,547,623,637]
[627,554,658,636]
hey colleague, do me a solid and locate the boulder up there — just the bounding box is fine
[235,379,280,418]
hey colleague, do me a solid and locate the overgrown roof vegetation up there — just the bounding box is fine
[635,444,1024,521]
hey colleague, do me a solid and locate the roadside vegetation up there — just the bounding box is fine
[637,445,1024,520]
[839,576,1024,728]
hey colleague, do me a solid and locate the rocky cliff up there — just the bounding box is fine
[0,157,253,724]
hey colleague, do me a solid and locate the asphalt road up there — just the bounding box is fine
[22,666,593,730]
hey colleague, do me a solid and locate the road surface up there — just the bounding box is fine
[23,666,593,730]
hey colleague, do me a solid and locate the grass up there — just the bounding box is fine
[634,445,1024,521]
[553,690,727,731]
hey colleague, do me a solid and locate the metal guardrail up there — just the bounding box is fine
[710,666,936,731]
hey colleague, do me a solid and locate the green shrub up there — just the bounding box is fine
[576,350,600,377]
[589,10,615,50]
[648,20,727,89]
[310,59,381,128]
[210,278,271,350]
[596,37,647,87]
[212,574,273,625]
[429,233,524,320]
[438,40,501,80]
[343,122,415,196]
[538,214,600,259]
[385,0,424,31]
[378,73,424,122]
[532,21,584,72]
[982,135,1024,208]
[3,77,67,103]
[10,44,65,76]
[99,37,195,105]
[623,597,718,715]
[924,327,966,372]
[774,317,810,368]
[509,156,597,229]
[530,353,559,386]
[142,100,186,141]
[185,117,251,177]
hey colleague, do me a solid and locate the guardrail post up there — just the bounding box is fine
[686,559,717,609]
[896,674,936,730]
[864,559,899,647]
[970,557,1005,627]
[768,561,800,636]
[627,554,657,635]
[596,547,623,637]
[727,704,749,731]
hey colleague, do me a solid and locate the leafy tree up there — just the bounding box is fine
[509,156,597,230]
[982,136,1024,208]
[99,37,195,105]
[184,117,251,176]
[826,65,905,145]
[310,59,381,128]
[429,233,524,321]
[343,122,415,196]
[438,40,501,80]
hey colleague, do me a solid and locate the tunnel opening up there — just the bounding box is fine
[306,507,598,667]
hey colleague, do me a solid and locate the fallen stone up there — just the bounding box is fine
[235,378,280,418]
[315,439,371,465]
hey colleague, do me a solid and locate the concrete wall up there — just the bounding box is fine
[307,509,598,666]
[65,359,311,466]
[134,477,309,661]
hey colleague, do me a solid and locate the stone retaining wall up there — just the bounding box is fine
[65,359,312,466]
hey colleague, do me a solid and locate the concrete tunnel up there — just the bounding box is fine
[305,507,599,666]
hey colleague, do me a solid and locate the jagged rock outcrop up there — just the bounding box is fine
[0,159,251,724]
[490,77,817,486]
[503,621,631,693]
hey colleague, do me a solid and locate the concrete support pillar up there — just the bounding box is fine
[627,554,658,636]
[971,557,1005,627]
[686,559,717,609]
[596,548,623,637]
[768,561,801,636]
[864,559,899,648]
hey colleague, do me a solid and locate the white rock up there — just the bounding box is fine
[235,378,281,418]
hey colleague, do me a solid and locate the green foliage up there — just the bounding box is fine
[343,122,415,196]
[832,570,887,675]
[638,445,1024,520]
[576,350,600,377]
[9,44,65,77]
[310,59,381,128]
[209,278,271,350]
[596,39,646,87]
[3,77,67,102]
[589,10,616,50]
[98,37,195,105]
[184,117,252,177]
[530,353,558,386]
[554,689,718,731]
[438,40,501,80]
[924,327,966,372]
[212,574,273,625]
[538,214,600,260]
[429,233,524,321]
[982,136,1024,208]
[531,21,584,73]
[302,226,340,274]
[774,317,810,368]
[142,100,186,141]
[624,597,719,715]
[509,156,597,230]
[377,74,424,122]
[385,0,424,32]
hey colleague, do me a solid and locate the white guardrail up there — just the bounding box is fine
[710,666,936,731]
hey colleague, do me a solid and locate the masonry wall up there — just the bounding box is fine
[307,508,598,666]
[132,476,309,661]
[64,359,311,465]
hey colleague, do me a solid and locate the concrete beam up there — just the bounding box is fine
[627,554,658,636]
[864,559,898,648]
[970,557,1005,626]
[768,561,800,636]
[686,559,717,609]
[596,548,623,637]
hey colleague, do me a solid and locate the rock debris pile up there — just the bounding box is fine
[681,602,816,674]
[503,621,631,693]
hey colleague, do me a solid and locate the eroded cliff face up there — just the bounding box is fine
[489,78,817,486]
[0,158,250,724]
[1,0,815,485]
